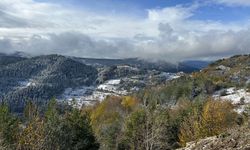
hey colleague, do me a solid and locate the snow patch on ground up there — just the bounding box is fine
[213,87,250,113]
[159,72,180,80]
[214,88,250,104]
[106,79,121,85]
[61,86,95,100]
[59,72,181,107]
[18,80,36,88]
[59,79,128,107]
[97,79,127,95]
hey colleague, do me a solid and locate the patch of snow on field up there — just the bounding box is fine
[97,79,123,93]
[169,75,180,80]
[97,84,116,91]
[18,80,36,88]
[61,86,94,100]
[59,79,129,107]
[61,89,123,108]
[220,88,250,104]
[59,73,182,107]
[106,79,121,85]
[213,88,250,113]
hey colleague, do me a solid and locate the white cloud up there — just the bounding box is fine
[0,0,249,62]
[148,5,194,22]
[213,0,250,6]
[0,32,135,59]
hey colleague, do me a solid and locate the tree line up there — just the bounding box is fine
[1,94,248,150]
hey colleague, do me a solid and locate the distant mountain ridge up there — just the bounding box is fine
[182,60,210,69]
[73,57,205,73]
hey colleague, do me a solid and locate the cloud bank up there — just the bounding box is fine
[0,0,250,62]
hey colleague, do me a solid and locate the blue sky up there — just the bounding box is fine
[0,0,250,61]
[36,0,250,22]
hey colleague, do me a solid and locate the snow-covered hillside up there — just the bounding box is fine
[58,79,130,107]
[58,73,182,107]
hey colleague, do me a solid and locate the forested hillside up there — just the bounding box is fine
[137,54,250,106]
[0,54,249,150]
[0,54,98,112]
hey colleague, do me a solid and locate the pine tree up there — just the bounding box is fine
[64,107,100,150]
[0,103,19,149]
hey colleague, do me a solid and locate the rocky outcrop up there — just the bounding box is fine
[178,126,250,150]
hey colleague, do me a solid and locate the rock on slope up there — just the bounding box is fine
[178,126,250,150]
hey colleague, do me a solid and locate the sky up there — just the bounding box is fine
[0,0,250,61]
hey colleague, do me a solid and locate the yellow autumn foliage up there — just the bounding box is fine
[17,118,45,150]
[90,96,123,132]
[178,108,202,146]
[201,98,237,136]
[178,98,238,146]
[121,96,138,112]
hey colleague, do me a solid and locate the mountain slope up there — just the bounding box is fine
[0,54,98,112]
[137,54,250,106]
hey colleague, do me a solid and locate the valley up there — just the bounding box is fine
[59,72,181,107]
[0,53,200,111]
